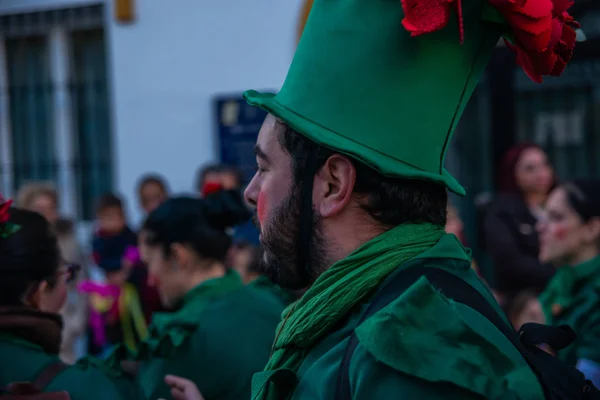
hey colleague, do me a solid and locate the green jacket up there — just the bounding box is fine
[250,275,298,307]
[129,273,284,400]
[539,255,600,366]
[0,336,137,400]
[255,236,544,399]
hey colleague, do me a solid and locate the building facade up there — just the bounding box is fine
[0,0,301,225]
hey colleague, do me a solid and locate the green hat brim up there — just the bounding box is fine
[244,90,466,196]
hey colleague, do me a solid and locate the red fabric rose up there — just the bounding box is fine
[491,0,579,83]
[0,198,12,224]
[401,0,464,43]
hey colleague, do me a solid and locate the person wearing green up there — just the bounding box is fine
[113,190,284,400]
[236,0,580,398]
[0,202,138,400]
[538,180,600,386]
[230,242,298,306]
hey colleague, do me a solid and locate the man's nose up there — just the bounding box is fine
[244,175,259,207]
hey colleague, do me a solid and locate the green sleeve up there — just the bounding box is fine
[46,362,139,400]
[351,344,483,399]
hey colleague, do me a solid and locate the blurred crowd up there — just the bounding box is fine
[12,163,275,364]
[6,141,600,388]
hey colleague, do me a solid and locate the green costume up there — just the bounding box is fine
[242,0,578,397]
[250,275,297,307]
[113,270,283,400]
[0,309,137,400]
[540,256,600,366]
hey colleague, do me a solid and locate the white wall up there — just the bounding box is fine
[107,0,302,224]
[0,0,301,224]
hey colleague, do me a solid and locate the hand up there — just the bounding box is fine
[162,375,204,400]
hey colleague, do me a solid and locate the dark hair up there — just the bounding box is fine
[137,174,169,197]
[561,179,600,222]
[143,190,251,262]
[277,122,448,228]
[96,193,124,214]
[499,142,554,194]
[196,164,244,193]
[0,208,61,306]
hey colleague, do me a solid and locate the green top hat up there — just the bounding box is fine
[244,0,578,195]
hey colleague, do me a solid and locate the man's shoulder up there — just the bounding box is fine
[352,275,542,398]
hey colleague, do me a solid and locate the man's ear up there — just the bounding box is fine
[170,243,192,270]
[313,154,356,218]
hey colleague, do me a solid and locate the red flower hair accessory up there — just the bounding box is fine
[0,194,20,238]
[400,0,579,83]
[202,181,223,197]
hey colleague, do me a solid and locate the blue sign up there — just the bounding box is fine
[214,93,270,185]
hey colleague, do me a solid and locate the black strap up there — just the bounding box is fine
[334,263,556,400]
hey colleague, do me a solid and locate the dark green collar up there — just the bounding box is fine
[413,233,471,264]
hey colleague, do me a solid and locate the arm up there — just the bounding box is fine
[484,211,553,290]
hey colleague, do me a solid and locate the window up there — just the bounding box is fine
[0,5,112,221]
[70,28,113,220]
[5,35,56,189]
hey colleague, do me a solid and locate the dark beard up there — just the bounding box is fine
[253,188,328,290]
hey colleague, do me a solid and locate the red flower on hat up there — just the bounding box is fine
[401,0,465,43]
[491,0,579,83]
[399,0,579,83]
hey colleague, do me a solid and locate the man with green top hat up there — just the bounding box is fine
[240,0,579,399]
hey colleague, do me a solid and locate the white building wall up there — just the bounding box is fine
[0,0,302,225]
[107,0,301,224]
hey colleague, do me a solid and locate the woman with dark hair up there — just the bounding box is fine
[116,190,283,400]
[483,143,556,299]
[538,179,600,385]
[0,197,137,399]
[16,182,88,364]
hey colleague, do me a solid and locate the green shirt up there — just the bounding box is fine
[254,235,544,399]
[250,275,297,307]
[540,255,600,365]
[0,336,137,400]
[133,272,284,400]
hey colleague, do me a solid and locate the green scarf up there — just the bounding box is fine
[255,223,445,399]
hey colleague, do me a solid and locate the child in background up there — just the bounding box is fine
[505,291,547,330]
[81,194,147,357]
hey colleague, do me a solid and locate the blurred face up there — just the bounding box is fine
[244,115,327,290]
[30,194,58,225]
[538,187,600,266]
[141,233,189,308]
[512,298,545,330]
[140,182,167,214]
[514,148,553,195]
[445,207,463,238]
[97,207,126,234]
[37,263,79,313]
[219,172,241,191]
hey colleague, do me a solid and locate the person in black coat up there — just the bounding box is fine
[484,143,556,300]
